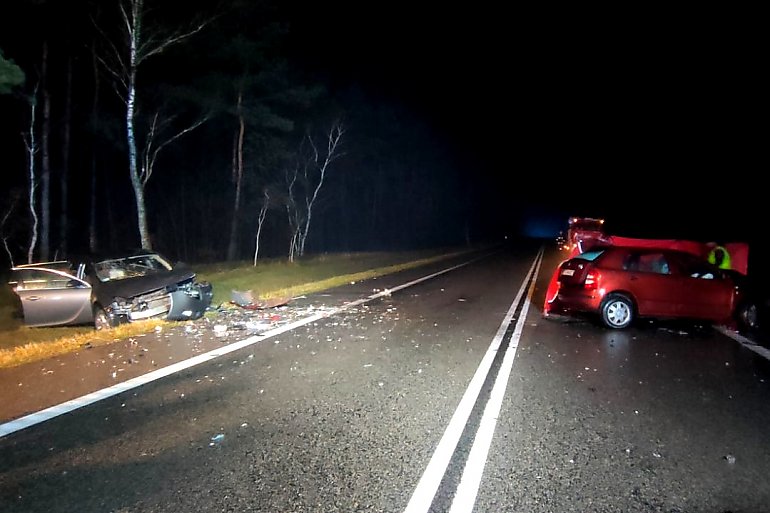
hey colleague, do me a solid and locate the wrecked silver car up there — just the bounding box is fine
[9,252,213,329]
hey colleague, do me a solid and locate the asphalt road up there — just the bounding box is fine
[1,243,770,513]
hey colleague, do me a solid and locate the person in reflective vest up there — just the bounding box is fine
[707,244,731,269]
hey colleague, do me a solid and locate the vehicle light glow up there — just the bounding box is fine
[584,271,600,290]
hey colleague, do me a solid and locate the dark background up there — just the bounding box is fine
[0,1,763,269]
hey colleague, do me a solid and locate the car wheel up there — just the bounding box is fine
[601,294,634,329]
[737,302,760,332]
[93,306,114,331]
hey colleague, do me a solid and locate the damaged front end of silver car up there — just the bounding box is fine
[168,280,213,320]
[106,279,213,325]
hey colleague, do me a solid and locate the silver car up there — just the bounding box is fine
[9,252,213,329]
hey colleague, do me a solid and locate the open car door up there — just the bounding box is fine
[10,267,94,327]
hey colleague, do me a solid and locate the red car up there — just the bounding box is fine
[548,245,749,329]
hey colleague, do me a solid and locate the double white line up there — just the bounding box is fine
[404,248,544,513]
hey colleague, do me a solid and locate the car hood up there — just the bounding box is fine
[93,268,197,300]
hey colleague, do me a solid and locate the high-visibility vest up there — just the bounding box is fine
[707,246,731,269]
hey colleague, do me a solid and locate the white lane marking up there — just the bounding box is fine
[449,249,543,512]
[403,251,541,513]
[715,325,770,360]
[0,254,485,439]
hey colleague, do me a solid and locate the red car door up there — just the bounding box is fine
[675,275,734,321]
[666,252,735,321]
[620,251,682,318]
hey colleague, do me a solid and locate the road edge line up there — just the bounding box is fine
[0,253,486,439]
[715,325,770,360]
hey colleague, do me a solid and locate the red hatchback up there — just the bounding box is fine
[550,246,745,329]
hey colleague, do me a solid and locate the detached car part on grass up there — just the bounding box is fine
[9,252,213,329]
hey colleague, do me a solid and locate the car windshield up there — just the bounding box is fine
[93,254,173,282]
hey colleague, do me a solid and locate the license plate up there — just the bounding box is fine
[561,269,575,276]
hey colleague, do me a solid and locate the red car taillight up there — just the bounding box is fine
[584,270,600,290]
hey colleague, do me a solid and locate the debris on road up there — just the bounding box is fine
[230,290,291,310]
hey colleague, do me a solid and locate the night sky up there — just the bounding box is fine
[0,2,764,265]
[289,2,763,239]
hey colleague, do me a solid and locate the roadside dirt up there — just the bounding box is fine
[0,297,334,424]
[0,251,478,428]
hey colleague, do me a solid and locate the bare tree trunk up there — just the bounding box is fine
[40,41,51,261]
[1,197,19,267]
[126,0,152,249]
[25,85,39,264]
[59,53,72,257]
[99,0,207,251]
[127,82,151,248]
[253,189,269,265]
[289,230,299,262]
[285,166,300,262]
[297,123,344,257]
[227,91,245,261]
[283,123,344,261]
[89,42,99,253]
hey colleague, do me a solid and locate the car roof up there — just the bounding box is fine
[11,251,171,274]
[602,246,699,256]
[70,250,166,264]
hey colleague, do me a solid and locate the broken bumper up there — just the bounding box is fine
[107,281,213,324]
[168,281,213,320]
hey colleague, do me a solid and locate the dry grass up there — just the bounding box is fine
[200,251,464,302]
[0,319,169,369]
[196,250,462,305]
